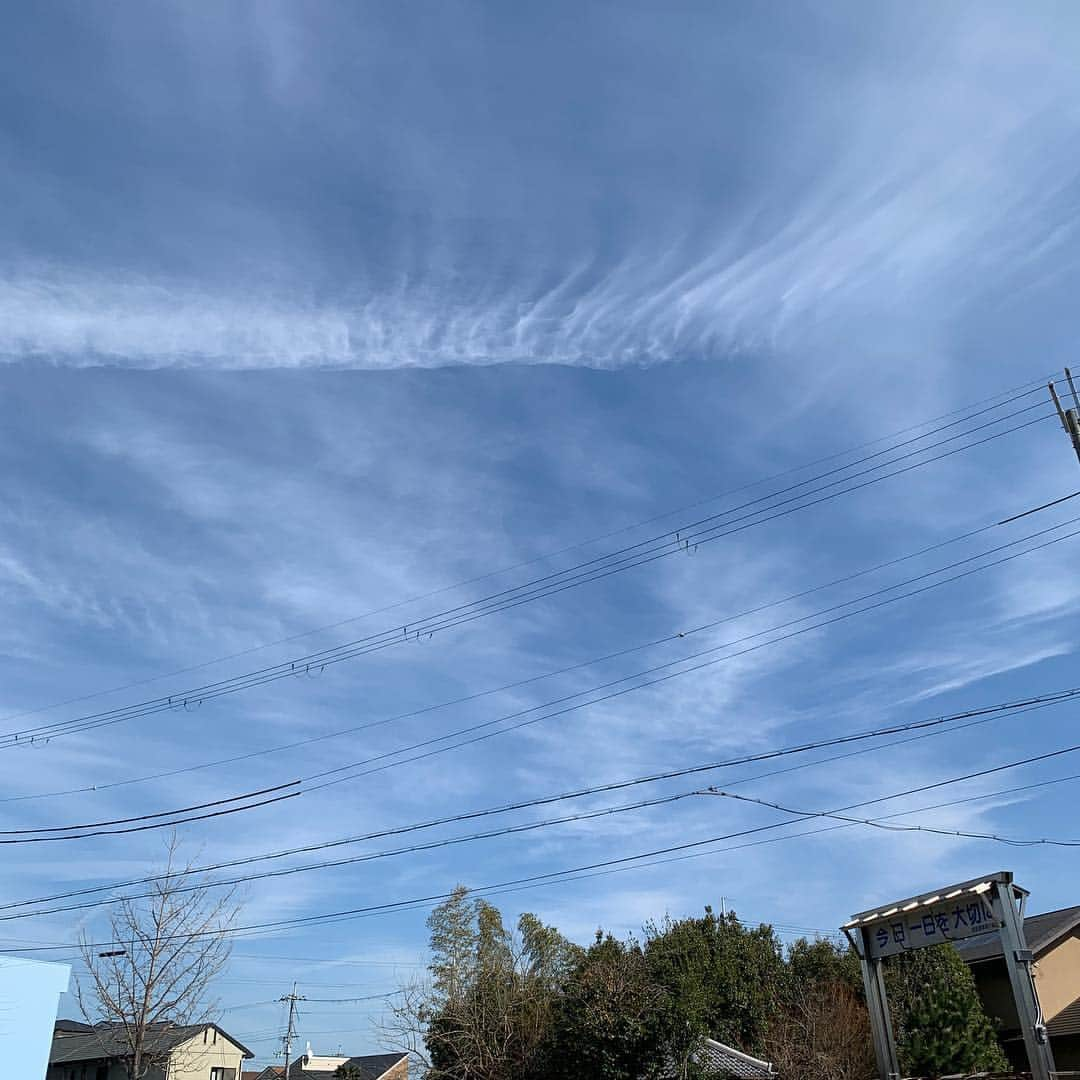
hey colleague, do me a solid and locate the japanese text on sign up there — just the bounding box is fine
[864,895,1000,958]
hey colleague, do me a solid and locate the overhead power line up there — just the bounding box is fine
[299,514,1080,792]
[8,490,1077,816]
[0,781,300,837]
[5,684,1077,911]
[3,684,1077,921]
[7,729,1080,955]
[0,396,1054,749]
[0,375,1055,734]
[8,486,1076,807]
[0,500,1069,858]
[705,789,1080,847]
[0,784,300,845]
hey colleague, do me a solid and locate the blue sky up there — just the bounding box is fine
[2,1,1080,1069]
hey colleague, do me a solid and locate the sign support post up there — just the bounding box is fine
[847,925,900,1080]
[993,878,1056,1080]
[843,872,1054,1080]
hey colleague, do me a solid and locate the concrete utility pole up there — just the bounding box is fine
[1048,368,1080,466]
[280,983,305,1080]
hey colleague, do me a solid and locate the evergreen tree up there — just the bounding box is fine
[540,932,675,1080]
[644,907,787,1055]
[785,936,862,995]
[885,944,1008,1077]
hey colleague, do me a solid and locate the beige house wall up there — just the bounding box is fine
[970,931,1080,1030]
[166,1030,247,1080]
[1033,932,1080,1019]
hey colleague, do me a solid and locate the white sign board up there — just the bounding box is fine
[863,893,1000,958]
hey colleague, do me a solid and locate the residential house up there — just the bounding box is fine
[48,1020,254,1080]
[0,956,71,1080]
[242,1068,284,1080]
[956,903,1080,1069]
[286,1044,407,1080]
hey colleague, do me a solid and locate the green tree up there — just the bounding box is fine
[785,936,862,996]
[540,931,674,1080]
[644,907,787,1056]
[885,944,1008,1077]
[334,1067,366,1080]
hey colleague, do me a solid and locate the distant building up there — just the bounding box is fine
[243,1068,285,1080]
[287,1044,407,1080]
[0,956,70,1080]
[48,1020,253,1080]
[956,903,1080,1069]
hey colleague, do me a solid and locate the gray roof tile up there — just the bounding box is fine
[955,905,1080,963]
[288,1052,407,1079]
[1049,996,1080,1039]
[50,1021,254,1064]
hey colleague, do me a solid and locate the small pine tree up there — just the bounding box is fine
[885,945,1008,1078]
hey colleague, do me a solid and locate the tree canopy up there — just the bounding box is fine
[392,889,1008,1080]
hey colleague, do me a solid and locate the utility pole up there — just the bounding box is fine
[1049,368,1080,466]
[280,983,305,1080]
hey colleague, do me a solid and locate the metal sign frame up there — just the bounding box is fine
[842,871,1055,1080]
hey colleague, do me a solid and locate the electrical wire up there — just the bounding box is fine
[0,781,300,836]
[0,497,1067,876]
[4,689,1078,925]
[0,788,300,845]
[4,683,1076,914]
[1,398,1054,749]
[301,514,1080,791]
[0,516,1072,851]
[8,731,1080,954]
[0,376,1054,734]
[8,486,1076,806]
[0,791,704,920]
[706,790,1080,846]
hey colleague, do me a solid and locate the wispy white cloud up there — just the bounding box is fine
[3,11,1080,374]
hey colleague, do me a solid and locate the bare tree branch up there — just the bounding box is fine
[76,831,241,1080]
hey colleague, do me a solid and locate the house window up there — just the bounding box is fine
[209,1069,235,1080]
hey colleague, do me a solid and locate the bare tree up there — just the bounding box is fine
[383,975,434,1075]
[76,832,241,1080]
[764,980,876,1080]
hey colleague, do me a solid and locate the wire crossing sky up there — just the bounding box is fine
[3,2,1080,1067]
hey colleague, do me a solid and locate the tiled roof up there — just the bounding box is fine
[662,1038,776,1079]
[54,1020,94,1034]
[1049,995,1080,1039]
[955,904,1080,963]
[695,1038,776,1079]
[289,1052,407,1079]
[50,1021,254,1064]
[51,1023,204,1064]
